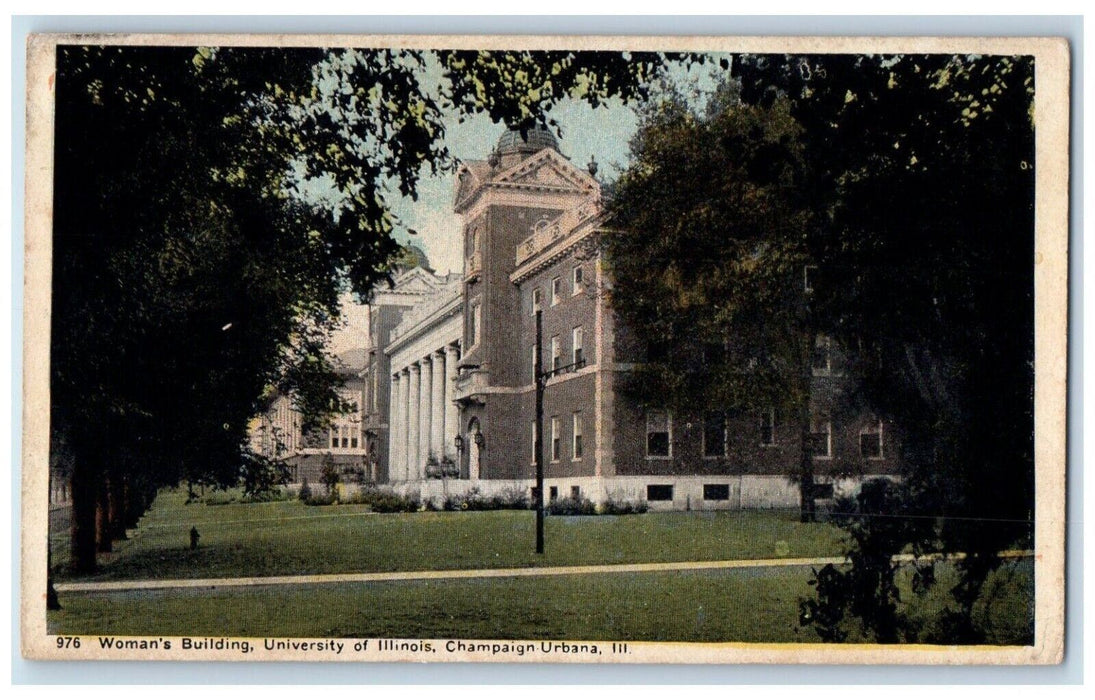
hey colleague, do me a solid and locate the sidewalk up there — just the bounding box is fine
[53,550,1034,594]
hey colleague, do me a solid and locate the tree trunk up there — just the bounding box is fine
[69,457,98,573]
[96,476,113,553]
[110,474,128,541]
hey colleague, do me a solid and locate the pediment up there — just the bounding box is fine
[453,161,490,209]
[391,267,442,294]
[492,149,598,193]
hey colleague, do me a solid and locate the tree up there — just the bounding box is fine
[732,54,1036,642]
[604,87,827,521]
[51,46,704,572]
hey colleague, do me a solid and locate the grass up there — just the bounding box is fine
[55,488,847,582]
[47,488,1034,644]
[48,559,1034,644]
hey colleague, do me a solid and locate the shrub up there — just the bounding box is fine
[598,498,649,515]
[321,455,340,496]
[298,479,312,501]
[443,487,530,511]
[240,488,290,504]
[340,487,420,513]
[202,490,238,506]
[366,490,421,513]
[302,491,338,507]
[546,496,597,516]
[240,453,290,501]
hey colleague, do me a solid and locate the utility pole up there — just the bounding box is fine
[534,309,545,554]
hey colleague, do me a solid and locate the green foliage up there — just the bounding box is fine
[442,487,530,511]
[798,479,937,643]
[732,54,1036,642]
[320,455,341,497]
[597,499,649,515]
[302,491,339,507]
[51,45,703,572]
[607,91,813,416]
[338,487,421,513]
[297,478,312,502]
[546,497,597,516]
[605,83,822,522]
[240,453,290,501]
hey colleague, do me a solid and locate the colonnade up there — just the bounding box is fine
[389,343,461,481]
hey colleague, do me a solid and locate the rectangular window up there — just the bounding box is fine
[812,335,832,376]
[551,416,561,462]
[330,430,338,449]
[759,408,776,446]
[703,412,727,457]
[646,411,671,458]
[551,335,561,374]
[531,343,539,378]
[549,486,559,502]
[470,302,482,347]
[647,484,673,501]
[571,485,581,499]
[572,412,583,459]
[572,265,584,295]
[551,277,562,306]
[703,484,730,501]
[860,420,884,460]
[572,326,584,366]
[351,433,359,449]
[809,419,832,459]
[531,287,542,315]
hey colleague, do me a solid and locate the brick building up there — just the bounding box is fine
[383,127,901,509]
[253,127,899,509]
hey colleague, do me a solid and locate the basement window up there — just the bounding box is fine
[646,484,673,501]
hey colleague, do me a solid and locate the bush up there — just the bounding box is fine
[366,490,421,513]
[546,496,597,516]
[443,487,530,511]
[203,490,238,506]
[340,487,420,513]
[302,491,338,507]
[241,488,290,503]
[321,456,340,496]
[240,453,290,501]
[298,479,312,502]
[598,498,649,515]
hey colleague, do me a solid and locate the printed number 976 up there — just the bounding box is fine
[56,636,81,649]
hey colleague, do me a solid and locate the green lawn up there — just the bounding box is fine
[48,560,1034,644]
[47,489,1034,644]
[56,488,847,582]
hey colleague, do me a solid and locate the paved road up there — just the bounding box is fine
[53,549,1034,595]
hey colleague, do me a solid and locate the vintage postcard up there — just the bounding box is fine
[21,33,1069,664]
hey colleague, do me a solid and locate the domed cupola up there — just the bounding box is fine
[495,125,560,156]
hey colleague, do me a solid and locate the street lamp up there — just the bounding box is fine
[454,434,464,453]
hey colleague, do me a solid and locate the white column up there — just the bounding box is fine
[430,350,445,460]
[398,370,411,479]
[408,364,420,480]
[419,356,433,469]
[444,344,460,459]
[389,373,402,481]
